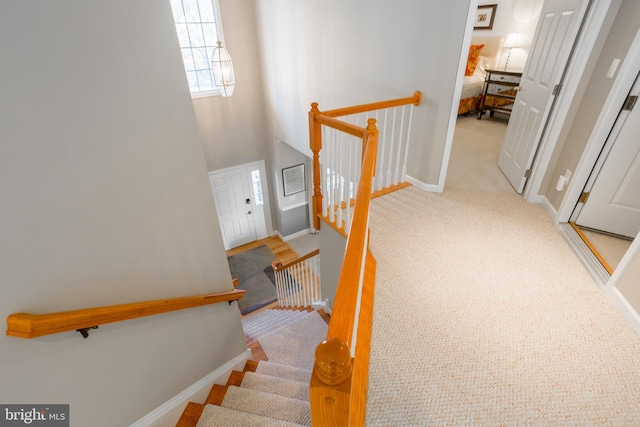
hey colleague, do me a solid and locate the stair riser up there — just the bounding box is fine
[242,310,299,332]
[244,312,309,339]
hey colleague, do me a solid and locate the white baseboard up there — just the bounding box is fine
[606,287,640,337]
[283,228,311,241]
[312,299,331,315]
[540,196,558,220]
[405,175,440,193]
[130,349,252,427]
[556,223,610,287]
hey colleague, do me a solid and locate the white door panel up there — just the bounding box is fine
[576,79,640,239]
[210,168,256,250]
[499,0,588,192]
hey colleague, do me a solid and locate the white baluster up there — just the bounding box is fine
[378,109,388,191]
[345,136,350,227]
[277,271,284,306]
[295,264,302,306]
[372,110,379,195]
[402,104,415,183]
[298,263,306,306]
[337,131,344,230]
[329,128,335,224]
[305,261,311,306]
[386,108,396,188]
[394,106,406,186]
[321,126,328,218]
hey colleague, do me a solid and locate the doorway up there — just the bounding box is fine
[443,0,614,200]
[446,0,588,195]
[569,72,640,273]
[209,160,273,250]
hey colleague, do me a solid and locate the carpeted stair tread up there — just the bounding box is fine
[259,311,328,370]
[195,404,306,427]
[248,311,311,339]
[241,311,281,334]
[242,309,292,330]
[241,371,309,401]
[221,386,311,426]
[245,316,300,341]
[242,310,302,334]
[256,361,312,384]
[243,310,310,340]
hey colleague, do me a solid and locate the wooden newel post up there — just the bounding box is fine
[365,118,379,177]
[271,260,283,272]
[314,337,352,385]
[310,337,353,426]
[309,103,323,231]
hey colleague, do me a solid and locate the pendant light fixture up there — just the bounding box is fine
[211,40,235,97]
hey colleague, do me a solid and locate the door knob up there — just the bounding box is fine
[247,210,252,215]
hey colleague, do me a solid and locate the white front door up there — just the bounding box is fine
[575,76,640,239]
[498,0,589,192]
[210,168,257,250]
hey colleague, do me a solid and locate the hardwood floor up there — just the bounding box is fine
[226,235,300,264]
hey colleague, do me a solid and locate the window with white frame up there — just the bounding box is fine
[169,0,224,96]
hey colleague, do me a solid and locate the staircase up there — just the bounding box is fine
[177,308,329,427]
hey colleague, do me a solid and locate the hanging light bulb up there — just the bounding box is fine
[211,40,235,97]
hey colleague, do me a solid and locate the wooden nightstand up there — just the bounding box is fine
[477,69,522,120]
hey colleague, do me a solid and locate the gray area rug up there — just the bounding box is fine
[227,245,277,315]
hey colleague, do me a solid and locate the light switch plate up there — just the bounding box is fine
[606,58,620,79]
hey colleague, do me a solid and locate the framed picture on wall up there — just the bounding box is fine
[282,164,305,196]
[474,4,497,30]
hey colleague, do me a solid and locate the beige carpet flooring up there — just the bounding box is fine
[448,115,632,275]
[446,115,514,194]
[365,186,640,425]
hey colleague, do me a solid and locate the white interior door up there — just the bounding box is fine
[576,77,640,239]
[498,0,588,192]
[210,168,257,250]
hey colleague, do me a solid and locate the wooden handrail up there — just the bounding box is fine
[309,91,422,231]
[272,249,320,272]
[322,90,422,118]
[6,289,245,339]
[325,118,377,347]
[349,250,376,426]
[308,90,421,424]
[315,114,365,138]
[310,118,378,426]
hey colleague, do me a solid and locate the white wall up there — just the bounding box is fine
[474,0,544,70]
[0,1,246,425]
[614,237,640,317]
[319,226,348,309]
[254,0,471,186]
[272,139,311,235]
[193,0,270,173]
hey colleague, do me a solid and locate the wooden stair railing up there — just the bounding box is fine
[6,289,244,339]
[309,91,422,231]
[309,117,379,426]
[272,249,321,308]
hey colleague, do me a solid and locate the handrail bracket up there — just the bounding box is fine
[76,325,98,339]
